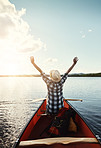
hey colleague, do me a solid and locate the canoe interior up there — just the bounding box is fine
[15,100,100,148]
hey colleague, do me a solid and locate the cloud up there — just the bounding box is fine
[80,31,86,39]
[80,28,93,39]
[0,0,46,53]
[0,14,15,38]
[45,58,58,63]
[82,35,86,38]
[88,29,92,32]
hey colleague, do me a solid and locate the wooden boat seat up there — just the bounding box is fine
[18,137,98,147]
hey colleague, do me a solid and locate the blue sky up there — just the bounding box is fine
[0,0,101,74]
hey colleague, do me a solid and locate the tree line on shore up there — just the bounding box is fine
[69,72,101,77]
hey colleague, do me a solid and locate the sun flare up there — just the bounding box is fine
[3,64,19,75]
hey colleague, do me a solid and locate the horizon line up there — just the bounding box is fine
[0,72,101,77]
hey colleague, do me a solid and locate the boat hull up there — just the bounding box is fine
[14,99,101,148]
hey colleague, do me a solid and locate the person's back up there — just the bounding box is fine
[30,56,78,114]
[41,72,68,114]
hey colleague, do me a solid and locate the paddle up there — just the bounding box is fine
[19,137,98,147]
[65,99,83,102]
[32,98,46,103]
[32,98,83,103]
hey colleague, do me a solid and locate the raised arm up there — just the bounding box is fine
[30,56,43,74]
[66,57,78,74]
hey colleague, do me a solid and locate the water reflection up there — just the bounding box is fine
[0,77,101,147]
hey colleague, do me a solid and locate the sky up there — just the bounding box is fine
[0,0,101,75]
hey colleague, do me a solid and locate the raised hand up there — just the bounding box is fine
[73,57,78,64]
[30,56,34,64]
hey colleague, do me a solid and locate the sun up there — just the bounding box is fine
[8,64,18,75]
[3,63,19,75]
[0,50,21,75]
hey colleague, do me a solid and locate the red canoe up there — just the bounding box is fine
[14,99,101,148]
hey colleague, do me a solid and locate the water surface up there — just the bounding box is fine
[0,77,101,147]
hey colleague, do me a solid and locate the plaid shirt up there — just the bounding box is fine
[41,72,68,114]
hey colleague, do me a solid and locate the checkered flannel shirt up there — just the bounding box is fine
[41,72,68,114]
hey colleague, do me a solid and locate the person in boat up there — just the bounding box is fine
[30,56,78,114]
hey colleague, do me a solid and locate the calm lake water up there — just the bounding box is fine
[0,77,101,147]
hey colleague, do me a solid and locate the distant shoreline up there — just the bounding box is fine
[69,73,101,77]
[0,73,101,77]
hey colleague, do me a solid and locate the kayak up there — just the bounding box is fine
[14,99,101,148]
